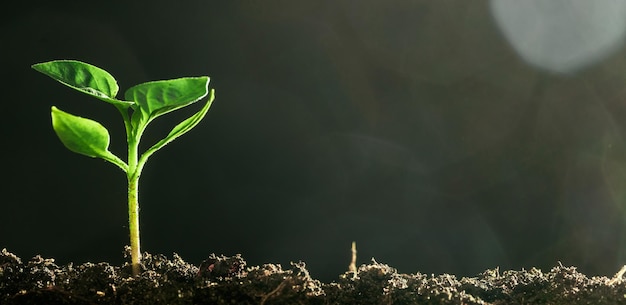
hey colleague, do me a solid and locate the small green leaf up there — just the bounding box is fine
[165,89,215,140]
[143,89,215,159]
[33,60,133,107]
[124,77,209,121]
[51,106,128,171]
[130,106,145,130]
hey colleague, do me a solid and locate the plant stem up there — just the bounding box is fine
[128,173,141,276]
[127,132,142,276]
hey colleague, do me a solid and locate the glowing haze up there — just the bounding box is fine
[490,0,626,74]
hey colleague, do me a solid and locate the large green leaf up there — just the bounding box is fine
[124,77,209,121]
[33,60,133,107]
[51,106,127,171]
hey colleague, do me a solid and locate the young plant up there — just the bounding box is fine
[32,60,215,276]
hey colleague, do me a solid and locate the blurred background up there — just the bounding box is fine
[4,0,626,282]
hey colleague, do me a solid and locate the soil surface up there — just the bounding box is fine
[2,248,626,305]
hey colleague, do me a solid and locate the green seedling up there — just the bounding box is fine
[32,60,215,276]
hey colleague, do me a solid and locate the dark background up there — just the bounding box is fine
[4,0,626,282]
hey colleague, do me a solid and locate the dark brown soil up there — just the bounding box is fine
[2,248,626,305]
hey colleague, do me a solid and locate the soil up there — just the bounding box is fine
[2,248,626,305]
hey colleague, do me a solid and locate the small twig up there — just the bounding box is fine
[259,280,288,305]
[349,241,357,279]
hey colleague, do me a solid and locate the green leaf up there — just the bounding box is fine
[33,60,133,107]
[164,89,215,142]
[51,106,128,172]
[130,106,145,130]
[124,77,209,121]
[143,89,215,160]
